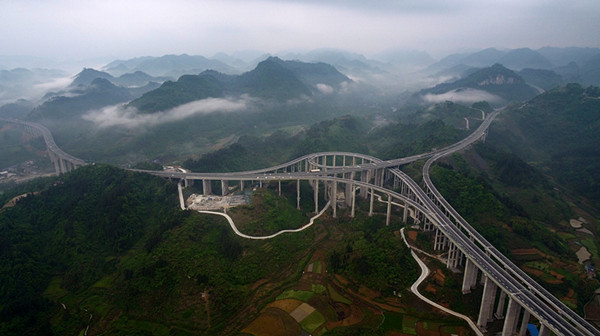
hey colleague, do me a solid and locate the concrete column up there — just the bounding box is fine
[538,324,550,336]
[486,284,498,323]
[332,181,337,218]
[59,159,67,174]
[48,151,60,174]
[314,179,319,214]
[360,171,368,199]
[202,180,212,195]
[477,276,497,329]
[278,180,281,196]
[462,259,477,293]
[495,291,507,319]
[297,179,301,210]
[369,188,374,217]
[240,180,243,192]
[446,243,456,269]
[435,229,446,251]
[470,260,478,289]
[423,217,431,231]
[386,194,392,225]
[221,180,228,196]
[501,297,521,336]
[350,157,356,180]
[344,183,352,207]
[518,310,530,336]
[351,185,356,218]
[402,202,408,223]
[342,155,346,167]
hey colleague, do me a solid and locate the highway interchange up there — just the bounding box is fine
[3,109,599,335]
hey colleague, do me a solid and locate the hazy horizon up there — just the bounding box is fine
[1,0,599,68]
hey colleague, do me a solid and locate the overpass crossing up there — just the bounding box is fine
[137,109,599,336]
[3,112,598,335]
[0,118,87,174]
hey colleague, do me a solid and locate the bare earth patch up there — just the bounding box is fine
[268,299,303,313]
[511,248,545,256]
[242,307,301,336]
[289,302,315,322]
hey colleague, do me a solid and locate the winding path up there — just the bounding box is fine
[179,179,332,239]
[400,227,483,336]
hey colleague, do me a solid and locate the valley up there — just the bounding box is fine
[1,46,600,335]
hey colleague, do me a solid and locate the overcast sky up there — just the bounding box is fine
[1,0,599,63]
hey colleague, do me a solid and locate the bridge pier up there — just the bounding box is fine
[434,229,444,250]
[518,310,530,336]
[314,179,319,214]
[369,188,374,216]
[332,181,337,218]
[360,171,368,199]
[461,258,478,293]
[446,243,459,269]
[477,276,497,329]
[344,182,352,207]
[423,217,433,231]
[386,194,391,225]
[221,180,228,196]
[59,158,67,174]
[495,290,507,319]
[501,297,520,336]
[297,179,301,210]
[202,180,212,195]
[538,324,550,336]
[48,150,60,174]
[351,185,356,217]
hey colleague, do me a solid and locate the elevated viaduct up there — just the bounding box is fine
[0,118,87,174]
[136,109,599,336]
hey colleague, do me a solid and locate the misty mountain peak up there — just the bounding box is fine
[71,68,114,87]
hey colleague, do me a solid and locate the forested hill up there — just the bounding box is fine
[128,57,350,113]
[421,63,539,102]
[183,110,472,173]
[0,165,179,334]
[488,83,600,206]
[0,164,318,335]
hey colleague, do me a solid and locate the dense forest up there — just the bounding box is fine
[183,104,476,173]
[2,85,600,333]
[489,83,600,207]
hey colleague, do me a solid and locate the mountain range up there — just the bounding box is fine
[102,54,236,77]
[128,56,351,113]
[420,63,540,103]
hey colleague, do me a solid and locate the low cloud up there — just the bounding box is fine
[421,88,503,104]
[32,76,73,93]
[83,96,253,128]
[316,83,334,94]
